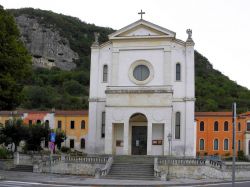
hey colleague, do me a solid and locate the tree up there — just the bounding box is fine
[0,119,29,152]
[26,122,50,151]
[0,5,31,110]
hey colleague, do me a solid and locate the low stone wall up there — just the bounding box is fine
[33,155,109,176]
[0,159,14,170]
[159,164,250,180]
[36,162,105,176]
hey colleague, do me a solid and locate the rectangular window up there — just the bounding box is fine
[175,112,181,139]
[28,120,32,126]
[238,140,241,151]
[81,138,85,149]
[81,120,85,129]
[101,112,105,138]
[70,121,75,129]
[247,122,250,131]
[200,139,204,151]
[224,139,229,150]
[58,120,62,129]
[70,139,74,148]
[238,122,241,131]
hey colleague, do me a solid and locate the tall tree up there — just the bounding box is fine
[0,119,29,152]
[0,5,31,110]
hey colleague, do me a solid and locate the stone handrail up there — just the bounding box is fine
[158,157,206,166]
[95,156,113,178]
[208,159,224,170]
[224,163,250,171]
[65,156,108,164]
[43,155,62,167]
[154,157,161,178]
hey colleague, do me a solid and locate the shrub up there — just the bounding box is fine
[238,150,248,161]
[0,147,11,159]
[60,146,70,153]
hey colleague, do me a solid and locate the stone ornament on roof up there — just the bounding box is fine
[92,32,100,47]
[186,29,194,45]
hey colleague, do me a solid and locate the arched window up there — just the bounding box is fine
[238,140,241,151]
[176,63,181,81]
[81,120,85,129]
[214,139,219,150]
[224,139,229,150]
[238,122,241,131]
[175,112,181,139]
[200,139,204,151]
[200,121,204,131]
[103,65,108,82]
[81,138,85,149]
[214,121,219,131]
[224,121,228,131]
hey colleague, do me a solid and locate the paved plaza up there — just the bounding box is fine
[0,170,250,186]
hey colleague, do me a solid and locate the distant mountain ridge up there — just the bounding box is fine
[8,8,250,112]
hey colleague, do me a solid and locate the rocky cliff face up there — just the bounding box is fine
[15,15,78,70]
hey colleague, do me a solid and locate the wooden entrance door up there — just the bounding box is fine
[132,126,147,155]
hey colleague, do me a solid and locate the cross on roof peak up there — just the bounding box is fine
[138,10,145,19]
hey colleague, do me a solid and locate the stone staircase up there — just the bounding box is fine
[104,155,156,180]
[9,165,33,172]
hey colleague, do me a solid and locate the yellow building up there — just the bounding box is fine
[54,110,88,151]
[0,111,23,126]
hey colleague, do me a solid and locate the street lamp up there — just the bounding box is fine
[167,133,172,181]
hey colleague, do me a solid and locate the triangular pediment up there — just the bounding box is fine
[109,19,176,40]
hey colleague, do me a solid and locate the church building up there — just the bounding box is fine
[87,13,196,156]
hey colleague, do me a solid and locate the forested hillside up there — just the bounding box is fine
[7,8,250,112]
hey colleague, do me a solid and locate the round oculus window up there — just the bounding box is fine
[133,65,150,81]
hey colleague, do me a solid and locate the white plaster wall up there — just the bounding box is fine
[104,106,172,155]
[114,123,124,155]
[152,123,164,155]
[44,113,54,129]
[171,45,186,98]
[118,49,164,86]
[98,45,112,98]
[87,101,105,154]
[171,101,195,157]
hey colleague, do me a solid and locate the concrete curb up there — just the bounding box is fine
[5,178,250,186]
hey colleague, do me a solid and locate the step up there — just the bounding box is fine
[103,176,157,180]
[9,165,33,172]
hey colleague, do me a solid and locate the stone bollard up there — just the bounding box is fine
[33,163,39,173]
[95,168,101,179]
[161,173,167,181]
[14,152,19,165]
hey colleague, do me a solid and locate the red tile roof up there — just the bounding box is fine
[195,112,232,117]
[23,113,47,124]
[0,111,24,116]
[55,110,88,116]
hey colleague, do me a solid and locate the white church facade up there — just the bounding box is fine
[87,17,196,156]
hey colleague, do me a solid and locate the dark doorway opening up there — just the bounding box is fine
[132,126,147,155]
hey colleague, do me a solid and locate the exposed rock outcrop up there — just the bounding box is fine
[15,15,78,70]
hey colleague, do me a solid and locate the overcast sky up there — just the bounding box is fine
[1,0,250,89]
